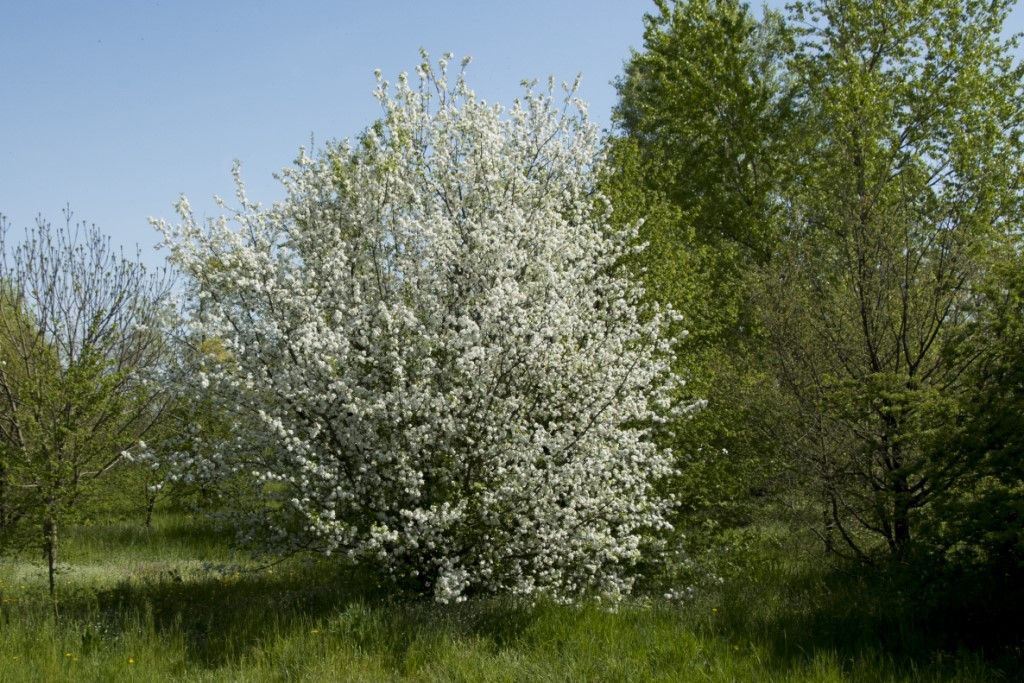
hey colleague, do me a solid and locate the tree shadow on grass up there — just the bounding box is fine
[75,561,539,671]
[707,559,1024,680]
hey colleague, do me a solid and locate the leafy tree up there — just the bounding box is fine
[155,56,689,603]
[131,336,242,528]
[0,210,173,616]
[0,285,54,538]
[614,0,794,267]
[606,0,798,556]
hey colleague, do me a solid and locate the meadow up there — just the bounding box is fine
[0,509,1016,682]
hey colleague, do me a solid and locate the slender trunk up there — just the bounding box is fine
[879,409,912,557]
[0,461,7,529]
[892,474,912,556]
[43,513,58,623]
[821,477,836,554]
[145,492,156,530]
[822,504,836,555]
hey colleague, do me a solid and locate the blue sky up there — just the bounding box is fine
[1,1,1021,267]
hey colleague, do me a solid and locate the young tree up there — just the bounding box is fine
[155,56,689,603]
[0,210,173,615]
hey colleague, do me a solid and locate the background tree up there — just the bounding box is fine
[0,210,173,616]
[130,335,241,529]
[613,0,794,269]
[923,252,1024,580]
[610,0,1024,565]
[606,0,798,563]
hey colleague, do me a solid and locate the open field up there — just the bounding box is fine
[0,512,1018,682]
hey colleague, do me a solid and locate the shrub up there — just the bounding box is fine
[155,55,689,603]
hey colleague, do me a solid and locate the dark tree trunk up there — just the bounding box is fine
[43,513,58,622]
[822,509,836,554]
[0,462,7,530]
[892,474,912,557]
[145,492,156,530]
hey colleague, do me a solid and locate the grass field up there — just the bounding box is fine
[0,512,1018,682]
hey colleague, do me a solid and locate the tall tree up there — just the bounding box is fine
[612,0,795,336]
[610,0,1024,561]
[761,0,1024,558]
[607,0,797,547]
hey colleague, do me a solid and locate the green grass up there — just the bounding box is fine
[0,512,1018,682]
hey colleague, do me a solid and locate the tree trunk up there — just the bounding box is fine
[145,492,156,530]
[880,411,912,557]
[821,481,836,554]
[822,505,836,555]
[892,475,912,557]
[43,513,58,622]
[0,461,7,530]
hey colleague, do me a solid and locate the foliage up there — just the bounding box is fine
[155,55,688,603]
[920,253,1024,582]
[613,0,796,256]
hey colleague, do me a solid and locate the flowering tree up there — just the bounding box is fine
[155,56,688,602]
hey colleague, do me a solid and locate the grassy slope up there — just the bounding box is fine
[0,512,1017,682]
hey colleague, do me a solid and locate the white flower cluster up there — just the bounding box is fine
[155,55,687,603]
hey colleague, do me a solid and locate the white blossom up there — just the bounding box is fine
[154,55,690,602]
